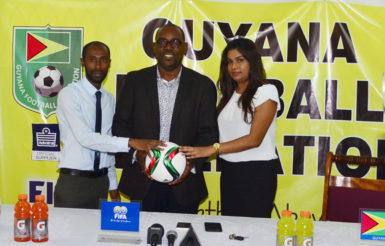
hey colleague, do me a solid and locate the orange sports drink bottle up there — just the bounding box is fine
[14,194,31,242]
[31,195,49,242]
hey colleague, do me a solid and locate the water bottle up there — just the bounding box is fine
[276,210,296,246]
[296,211,313,246]
[31,195,49,242]
[14,194,31,242]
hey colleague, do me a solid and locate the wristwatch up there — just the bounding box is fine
[213,143,221,155]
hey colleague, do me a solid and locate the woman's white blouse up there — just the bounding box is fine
[218,84,280,162]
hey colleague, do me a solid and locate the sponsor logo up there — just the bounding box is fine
[36,127,57,147]
[17,220,26,230]
[13,25,83,117]
[303,238,312,246]
[37,221,46,231]
[101,201,140,232]
[284,237,293,246]
[113,206,128,220]
[32,124,60,161]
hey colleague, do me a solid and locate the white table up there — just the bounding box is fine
[0,204,372,245]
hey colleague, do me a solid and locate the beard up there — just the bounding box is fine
[157,59,181,71]
[156,51,184,71]
[85,69,108,84]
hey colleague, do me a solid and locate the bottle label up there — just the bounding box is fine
[284,236,295,246]
[296,236,313,246]
[14,218,31,239]
[277,235,295,246]
[302,237,313,246]
[32,219,48,240]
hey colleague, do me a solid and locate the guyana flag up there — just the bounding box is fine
[361,210,385,241]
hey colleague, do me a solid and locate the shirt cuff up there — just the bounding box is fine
[132,150,137,164]
[107,167,118,190]
[115,137,131,152]
[108,177,118,190]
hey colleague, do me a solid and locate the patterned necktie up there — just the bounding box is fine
[94,91,102,171]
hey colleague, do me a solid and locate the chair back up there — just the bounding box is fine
[321,152,385,222]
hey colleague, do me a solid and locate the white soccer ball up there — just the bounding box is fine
[33,65,64,98]
[145,142,187,183]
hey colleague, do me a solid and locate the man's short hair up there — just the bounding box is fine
[155,23,185,42]
[82,41,110,59]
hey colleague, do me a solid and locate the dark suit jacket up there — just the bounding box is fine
[112,65,219,206]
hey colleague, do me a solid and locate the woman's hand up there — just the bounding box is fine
[179,146,215,159]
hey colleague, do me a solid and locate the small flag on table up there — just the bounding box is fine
[361,210,385,241]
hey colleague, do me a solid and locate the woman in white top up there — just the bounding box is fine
[180,38,280,218]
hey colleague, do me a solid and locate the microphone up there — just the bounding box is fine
[147,223,164,246]
[166,230,178,246]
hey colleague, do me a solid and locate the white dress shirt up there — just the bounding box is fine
[56,77,130,190]
[157,67,181,141]
[218,84,280,162]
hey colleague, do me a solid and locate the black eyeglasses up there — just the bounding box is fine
[156,38,184,48]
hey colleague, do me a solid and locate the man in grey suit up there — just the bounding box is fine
[112,23,218,213]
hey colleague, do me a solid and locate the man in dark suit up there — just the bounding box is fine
[112,23,218,213]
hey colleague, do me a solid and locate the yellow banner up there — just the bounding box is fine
[1,0,385,219]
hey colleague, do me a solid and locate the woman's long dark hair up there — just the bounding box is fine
[217,38,267,123]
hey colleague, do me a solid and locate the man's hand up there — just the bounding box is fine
[129,139,165,152]
[109,189,121,202]
[136,150,153,180]
[168,160,193,186]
